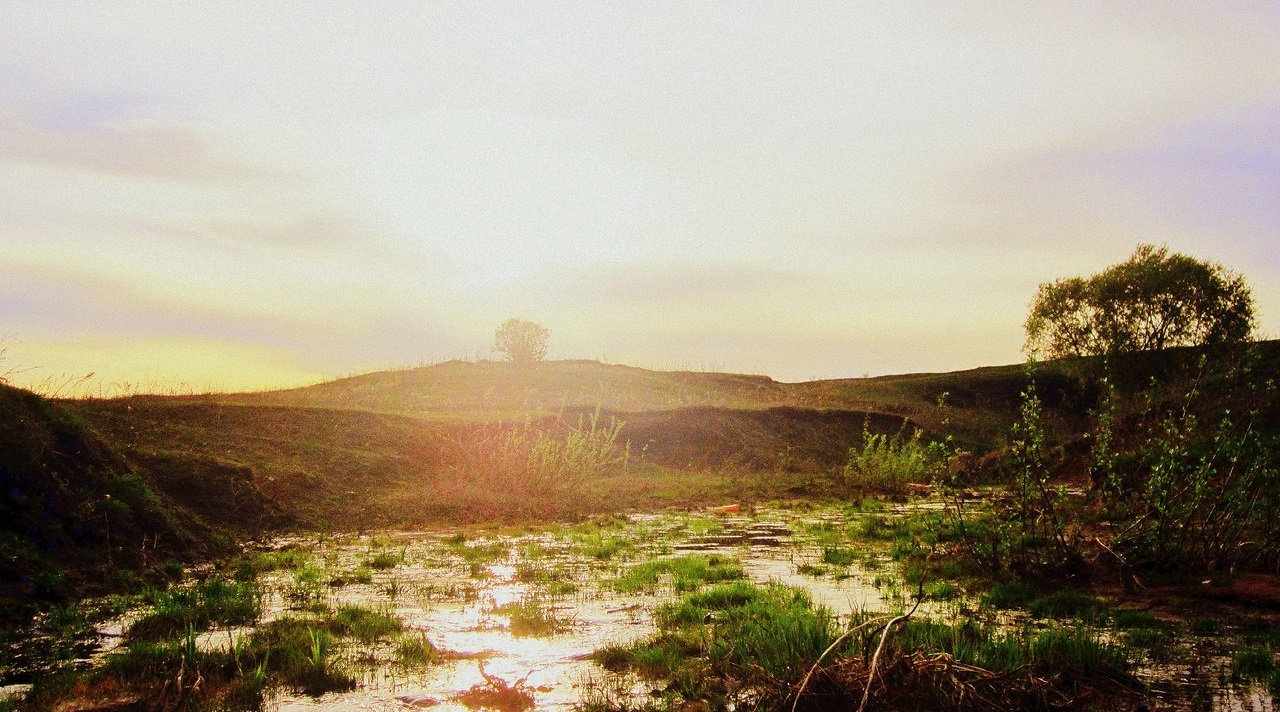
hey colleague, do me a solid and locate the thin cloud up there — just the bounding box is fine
[1,3,1278,389]
[543,262,816,307]
[1,261,343,346]
[0,113,277,184]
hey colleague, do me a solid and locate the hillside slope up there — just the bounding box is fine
[70,399,443,530]
[64,342,1280,534]
[0,384,240,624]
[61,358,1051,530]
[214,358,1048,449]
[220,360,791,414]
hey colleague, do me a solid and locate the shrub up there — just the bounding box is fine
[842,422,948,497]
[442,410,630,516]
[1026,589,1098,619]
[1092,351,1280,573]
[128,576,262,641]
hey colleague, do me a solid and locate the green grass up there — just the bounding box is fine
[653,580,764,628]
[1190,616,1222,636]
[128,576,262,641]
[981,580,1038,609]
[609,581,839,706]
[925,581,961,601]
[1112,609,1161,629]
[820,545,858,566]
[1026,589,1099,619]
[856,515,900,541]
[799,520,844,547]
[395,631,443,666]
[573,531,633,561]
[609,554,746,594]
[489,596,574,637]
[286,563,329,610]
[796,562,827,577]
[328,604,403,643]
[365,549,403,570]
[703,585,838,681]
[450,541,510,566]
[1125,627,1172,652]
[245,618,357,696]
[90,614,356,704]
[596,569,1135,711]
[244,548,311,575]
[888,619,1127,677]
[1231,646,1275,681]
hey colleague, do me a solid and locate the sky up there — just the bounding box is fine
[2,2,1279,393]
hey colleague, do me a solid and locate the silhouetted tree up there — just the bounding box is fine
[493,318,550,363]
[1025,244,1255,360]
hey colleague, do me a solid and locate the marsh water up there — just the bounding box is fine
[254,508,897,711]
[5,503,1278,711]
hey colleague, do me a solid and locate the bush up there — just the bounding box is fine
[442,410,630,516]
[944,388,1085,580]
[1092,351,1280,573]
[842,422,948,497]
[129,576,262,641]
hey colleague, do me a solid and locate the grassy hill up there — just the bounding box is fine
[212,357,1054,449]
[54,356,1073,532]
[89,343,1280,520]
[4,341,1276,626]
[69,399,444,529]
[218,359,793,414]
[19,341,1276,549]
[0,384,244,625]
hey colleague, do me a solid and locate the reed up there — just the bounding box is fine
[609,554,745,594]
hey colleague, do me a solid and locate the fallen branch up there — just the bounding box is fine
[789,614,890,712]
[857,578,925,712]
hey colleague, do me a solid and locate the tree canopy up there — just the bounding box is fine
[493,318,550,363]
[1024,244,1255,360]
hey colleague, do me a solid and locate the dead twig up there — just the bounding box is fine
[857,577,926,712]
[789,614,890,712]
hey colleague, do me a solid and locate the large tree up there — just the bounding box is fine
[1024,244,1255,360]
[493,318,550,363]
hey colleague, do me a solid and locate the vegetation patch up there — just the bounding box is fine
[842,423,949,498]
[1026,589,1100,620]
[328,604,402,643]
[487,596,573,637]
[819,545,858,567]
[127,576,262,642]
[595,579,1138,711]
[609,554,745,594]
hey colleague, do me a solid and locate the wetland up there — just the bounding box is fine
[4,346,1280,711]
[5,501,1279,711]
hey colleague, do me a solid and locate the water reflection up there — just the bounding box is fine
[259,508,895,710]
[7,504,1276,711]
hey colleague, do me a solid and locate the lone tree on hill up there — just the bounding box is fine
[1024,243,1255,360]
[493,318,550,363]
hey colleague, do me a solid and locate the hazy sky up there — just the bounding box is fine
[3,2,1279,392]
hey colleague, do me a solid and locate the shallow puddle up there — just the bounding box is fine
[238,506,900,710]
[5,503,1277,711]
